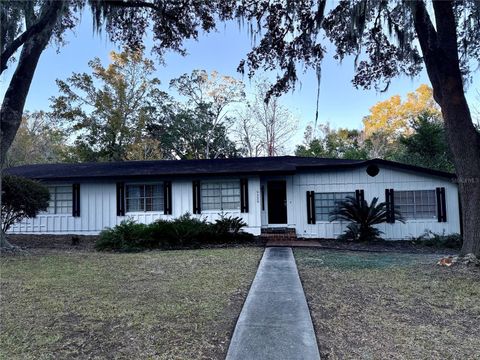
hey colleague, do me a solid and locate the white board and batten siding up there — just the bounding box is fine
[292,166,460,240]
[9,177,263,236]
[9,165,460,240]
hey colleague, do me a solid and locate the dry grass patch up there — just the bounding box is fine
[295,249,480,360]
[0,248,262,359]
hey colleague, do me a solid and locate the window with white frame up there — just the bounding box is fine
[125,183,164,212]
[201,181,241,211]
[314,192,355,221]
[47,185,73,214]
[394,190,436,219]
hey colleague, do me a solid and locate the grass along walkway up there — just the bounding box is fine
[0,248,262,359]
[295,249,480,360]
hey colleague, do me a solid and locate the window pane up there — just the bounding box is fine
[314,192,355,221]
[126,185,141,198]
[201,181,240,210]
[151,197,163,211]
[46,185,72,214]
[394,190,436,219]
[126,183,164,212]
[126,198,142,212]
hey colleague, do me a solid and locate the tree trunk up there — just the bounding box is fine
[440,88,480,256]
[0,1,65,167]
[0,231,15,250]
[413,0,480,257]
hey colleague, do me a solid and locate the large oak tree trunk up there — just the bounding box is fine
[414,0,480,257]
[0,1,64,166]
[440,86,480,256]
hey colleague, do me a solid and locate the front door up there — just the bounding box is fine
[267,181,287,224]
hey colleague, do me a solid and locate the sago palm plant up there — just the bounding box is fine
[329,196,404,242]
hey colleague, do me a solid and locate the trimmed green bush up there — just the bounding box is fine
[95,213,253,251]
[147,219,176,248]
[95,220,154,251]
[149,213,212,248]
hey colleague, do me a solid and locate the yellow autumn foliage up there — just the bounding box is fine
[363,84,441,140]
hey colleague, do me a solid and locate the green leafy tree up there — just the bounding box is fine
[329,196,404,242]
[296,123,368,160]
[169,70,245,159]
[395,113,455,173]
[1,175,49,248]
[5,111,68,167]
[50,49,167,162]
[148,103,239,160]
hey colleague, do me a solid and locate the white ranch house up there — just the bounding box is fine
[6,156,460,239]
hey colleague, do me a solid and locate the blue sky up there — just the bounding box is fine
[1,8,478,146]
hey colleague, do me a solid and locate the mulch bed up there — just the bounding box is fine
[5,234,97,252]
[5,234,458,255]
[311,238,460,254]
[3,234,265,255]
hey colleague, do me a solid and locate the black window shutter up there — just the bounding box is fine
[72,184,76,217]
[72,184,80,217]
[441,187,447,222]
[240,178,249,213]
[390,189,395,223]
[385,188,395,223]
[192,181,201,214]
[164,181,172,215]
[306,191,316,224]
[116,182,125,216]
[355,189,365,203]
[436,187,447,222]
[261,186,265,211]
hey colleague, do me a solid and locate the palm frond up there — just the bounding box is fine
[329,195,403,242]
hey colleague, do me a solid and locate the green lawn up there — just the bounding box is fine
[0,248,262,359]
[295,249,480,360]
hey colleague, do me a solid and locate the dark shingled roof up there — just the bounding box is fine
[5,156,455,181]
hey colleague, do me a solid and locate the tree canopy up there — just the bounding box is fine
[296,124,367,160]
[395,113,454,172]
[237,1,479,96]
[363,84,441,140]
[50,49,167,162]
[5,111,68,167]
[1,175,49,234]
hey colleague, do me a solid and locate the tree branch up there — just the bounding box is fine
[432,0,460,64]
[103,0,161,11]
[411,0,442,103]
[1,1,61,75]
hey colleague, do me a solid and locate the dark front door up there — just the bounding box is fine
[267,181,287,224]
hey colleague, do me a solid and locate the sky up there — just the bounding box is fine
[1,7,479,148]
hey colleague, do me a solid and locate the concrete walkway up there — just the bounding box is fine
[226,247,320,360]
